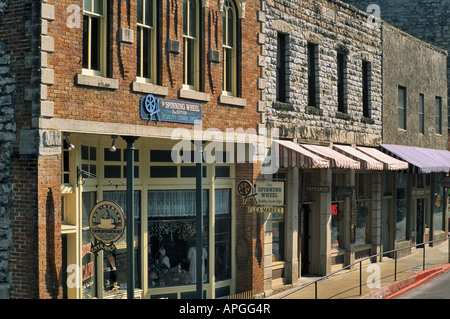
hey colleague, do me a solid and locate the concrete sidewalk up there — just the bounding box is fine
[267,240,450,299]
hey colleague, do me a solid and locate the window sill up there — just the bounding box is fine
[361,117,375,125]
[132,81,168,96]
[305,105,323,116]
[76,73,118,90]
[219,94,246,107]
[179,88,210,102]
[335,111,351,121]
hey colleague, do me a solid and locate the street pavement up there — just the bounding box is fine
[394,269,450,299]
[267,240,450,299]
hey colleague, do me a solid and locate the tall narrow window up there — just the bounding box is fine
[183,0,199,90]
[137,0,157,83]
[398,86,407,130]
[337,53,346,113]
[223,0,237,96]
[307,43,317,107]
[362,61,370,117]
[83,0,107,76]
[435,96,442,134]
[276,33,287,102]
[419,94,424,134]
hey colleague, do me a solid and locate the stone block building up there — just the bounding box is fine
[0,0,268,299]
[260,0,449,296]
[344,0,450,125]
[260,0,389,294]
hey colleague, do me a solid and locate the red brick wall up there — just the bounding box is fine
[7,0,261,299]
[235,162,264,295]
[2,0,41,299]
[10,158,39,299]
[37,155,62,299]
[48,0,260,132]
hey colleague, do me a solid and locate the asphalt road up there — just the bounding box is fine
[395,271,450,299]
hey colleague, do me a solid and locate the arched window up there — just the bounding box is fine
[137,0,158,83]
[222,0,237,96]
[183,0,200,90]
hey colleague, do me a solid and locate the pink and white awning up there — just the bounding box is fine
[301,144,360,169]
[275,140,329,169]
[357,146,409,171]
[273,141,408,171]
[333,144,384,170]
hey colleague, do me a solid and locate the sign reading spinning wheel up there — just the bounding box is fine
[89,201,125,253]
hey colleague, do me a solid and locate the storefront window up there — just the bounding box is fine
[147,189,209,287]
[215,189,232,281]
[272,219,285,261]
[331,173,346,250]
[433,173,445,233]
[355,173,371,246]
[103,190,141,294]
[396,173,408,241]
[81,192,97,299]
[331,203,344,250]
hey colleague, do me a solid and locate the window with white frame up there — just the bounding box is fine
[82,0,108,76]
[398,86,407,130]
[222,0,237,96]
[183,0,200,90]
[137,0,158,83]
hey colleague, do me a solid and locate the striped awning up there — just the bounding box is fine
[301,144,360,169]
[275,140,329,169]
[381,144,450,173]
[356,146,409,171]
[333,145,384,170]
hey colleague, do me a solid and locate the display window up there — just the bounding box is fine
[433,173,446,233]
[355,173,372,246]
[147,189,210,287]
[396,173,408,241]
[331,172,346,250]
[67,136,235,299]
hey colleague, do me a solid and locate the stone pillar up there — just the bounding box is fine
[285,167,299,284]
[319,168,332,276]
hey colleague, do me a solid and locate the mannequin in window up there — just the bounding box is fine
[188,246,207,283]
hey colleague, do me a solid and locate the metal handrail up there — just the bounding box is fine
[276,236,450,299]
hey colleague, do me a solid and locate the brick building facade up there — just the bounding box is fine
[1,0,448,300]
[1,0,267,299]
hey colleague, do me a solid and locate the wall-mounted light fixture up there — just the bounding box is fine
[64,133,75,151]
[109,135,118,152]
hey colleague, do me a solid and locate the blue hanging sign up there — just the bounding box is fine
[140,94,202,124]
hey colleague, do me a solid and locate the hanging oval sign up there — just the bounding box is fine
[439,175,450,188]
[89,201,125,251]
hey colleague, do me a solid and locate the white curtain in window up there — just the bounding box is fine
[148,190,208,218]
[103,190,141,218]
[215,189,231,216]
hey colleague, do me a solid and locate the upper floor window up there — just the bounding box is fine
[398,86,407,130]
[435,96,442,134]
[137,0,158,83]
[337,52,346,113]
[362,61,371,118]
[223,0,237,96]
[307,43,317,107]
[276,33,287,102]
[419,94,424,134]
[183,0,200,90]
[83,0,108,76]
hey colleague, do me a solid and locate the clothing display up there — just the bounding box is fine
[188,246,207,283]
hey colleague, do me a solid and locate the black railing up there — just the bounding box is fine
[277,237,450,299]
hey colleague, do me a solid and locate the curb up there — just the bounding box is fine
[361,263,450,299]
